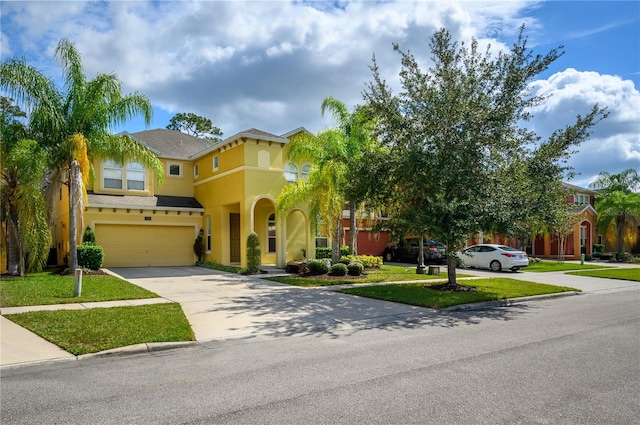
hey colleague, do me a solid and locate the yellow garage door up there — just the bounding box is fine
[95,224,195,267]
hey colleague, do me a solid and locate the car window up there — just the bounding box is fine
[479,246,496,252]
[499,246,518,251]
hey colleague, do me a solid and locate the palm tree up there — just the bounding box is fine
[595,191,640,254]
[319,97,377,255]
[1,97,51,276]
[1,38,164,272]
[589,168,640,193]
[277,128,349,263]
[277,97,376,262]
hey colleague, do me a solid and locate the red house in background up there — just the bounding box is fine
[337,182,599,261]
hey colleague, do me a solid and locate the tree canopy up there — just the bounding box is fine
[167,112,223,142]
[364,27,607,286]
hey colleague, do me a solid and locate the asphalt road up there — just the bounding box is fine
[1,290,638,424]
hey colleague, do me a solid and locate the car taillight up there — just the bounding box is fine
[501,253,516,257]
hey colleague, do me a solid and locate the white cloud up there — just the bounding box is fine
[2,0,637,187]
[529,68,640,186]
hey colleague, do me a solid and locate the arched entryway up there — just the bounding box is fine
[252,197,277,265]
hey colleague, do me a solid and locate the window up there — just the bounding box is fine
[103,160,145,190]
[300,164,311,182]
[126,162,145,190]
[194,164,199,177]
[205,215,211,251]
[168,163,182,177]
[213,155,219,170]
[103,160,123,189]
[284,163,298,182]
[315,236,328,248]
[268,213,276,253]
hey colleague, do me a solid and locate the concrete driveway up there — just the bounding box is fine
[107,266,435,343]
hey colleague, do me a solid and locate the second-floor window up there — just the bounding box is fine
[103,160,145,191]
[103,160,123,189]
[126,162,145,190]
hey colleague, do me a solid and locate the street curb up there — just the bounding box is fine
[77,341,200,360]
[441,291,582,312]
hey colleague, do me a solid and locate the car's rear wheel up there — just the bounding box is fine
[490,260,502,272]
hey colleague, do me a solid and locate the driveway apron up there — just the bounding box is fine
[107,267,433,343]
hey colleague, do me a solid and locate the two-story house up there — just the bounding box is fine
[47,127,315,270]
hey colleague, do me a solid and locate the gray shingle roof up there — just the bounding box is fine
[87,192,203,209]
[129,129,214,158]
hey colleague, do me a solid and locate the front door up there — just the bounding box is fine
[230,213,241,263]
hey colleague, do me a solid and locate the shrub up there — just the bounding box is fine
[584,254,592,261]
[330,263,348,276]
[316,246,350,259]
[246,232,261,273]
[616,251,631,263]
[193,234,205,263]
[307,259,329,275]
[592,244,605,254]
[347,261,364,276]
[339,254,383,269]
[77,244,104,270]
[82,226,96,245]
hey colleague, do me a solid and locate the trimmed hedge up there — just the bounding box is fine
[316,246,350,259]
[347,261,364,276]
[308,259,329,275]
[330,263,348,276]
[77,244,104,270]
[340,255,383,269]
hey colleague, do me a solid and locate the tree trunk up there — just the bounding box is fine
[68,161,79,272]
[447,254,457,285]
[349,202,357,255]
[331,217,342,264]
[617,216,625,253]
[6,201,22,276]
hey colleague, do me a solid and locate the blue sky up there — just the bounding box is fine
[2,0,639,187]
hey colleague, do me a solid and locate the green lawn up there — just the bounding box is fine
[339,278,579,309]
[1,270,158,307]
[567,268,640,282]
[5,303,194,355]
[525,260,612,273]
[264,264,462,287]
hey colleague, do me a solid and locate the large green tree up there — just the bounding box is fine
[1,38,164,272]
[167,112,223,142]
[0,97,51,276]
[364,27,606,287]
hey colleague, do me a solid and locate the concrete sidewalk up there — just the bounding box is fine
[2,264,638,369]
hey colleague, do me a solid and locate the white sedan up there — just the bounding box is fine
[458,244,529,272]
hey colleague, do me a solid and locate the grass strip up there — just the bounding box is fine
[566,268,640,282]
[339,278,579,309]
[5,303,194,355]
[264,265,464,287]
[1,271,158,307]
[525,260,612,272]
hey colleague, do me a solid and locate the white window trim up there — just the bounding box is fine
[213,155,219,171]
[194,164,199,178]
[168,162,183,177]
[126,162,146,191]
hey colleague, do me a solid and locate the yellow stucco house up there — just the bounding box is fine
[47,127,315,269]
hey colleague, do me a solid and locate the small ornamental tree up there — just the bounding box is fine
[193,233,205,263]
[246,232,261,274]
[82,226,96,245]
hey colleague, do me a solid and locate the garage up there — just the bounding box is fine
[95,224,195,267]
